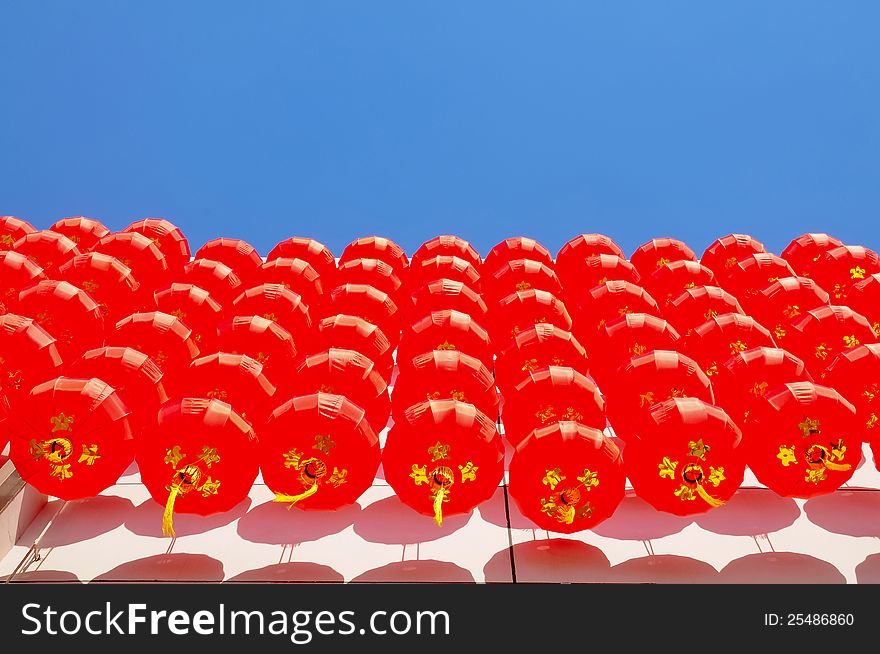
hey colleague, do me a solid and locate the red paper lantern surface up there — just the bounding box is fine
[406,255,482,294]
[663,285,745,335]
[748,276,831,347]
[0,251,46,314]
[847,274,880,338]
[68,347,168,440]
[260,393,379,511]
[493,324,589,393]
[683,313,777,378]
[700,233,766,277]
[10,377,133,500]
[781,233,844,278]
[50,216,109,250]
[255,258,326,318]
[384,399,504,525]
[568,280,660,345]
[625,397,745,515]
[92,232,169,293]
[0,216,35,250]
[327,284,400,347]
[13,230,80,274]
[483,259,563,304]
[810,245,880,303]
[555,234,624,288]
[194,238,263,285]
[501,366,606,448]
[137,398,258,536]
[508,422,625,533]
[289,348,390,434]
[314,314,393,382]
[490,289,572,343]
[821,344,880,446]
[785,305,878,376]
[483,237,554,276]
[586,313,682,382]
[217,316,300,388]
[232,284,314,346]
[720,254,796,312]
[603,350,714,443]
[154,283,224,353]
[409,278,488,322]
[711,347,813,426]
[410,236,482,273]
[339,236,408,275]
[180,259,244,308]
[266,237,336,283]
[558,254,641,300]
[17,280,105,363]
[398,310,493,370]
[643,260,717,309]
[336,258,405,308]
[629,238,697,278]
[0,314,63,406]
[393,350,499,422]
[56,253,146,326]
[123,218,191,274]
[742,382,859,498]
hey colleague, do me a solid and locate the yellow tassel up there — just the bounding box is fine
[824,460,852,472]
[433,487,447,527]
[559,505,576,525]
[696,483,725,508]
[273,482,318,509]
[162,484,182,538]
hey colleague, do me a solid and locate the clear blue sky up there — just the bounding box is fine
[1,2,877,259]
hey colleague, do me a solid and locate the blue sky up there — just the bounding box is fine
[1,2,877,260]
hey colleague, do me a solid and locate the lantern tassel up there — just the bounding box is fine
[433,487,447,527]
[162,484,182,538]
[696,484,725,508]
[274,483,318,509]
[824,461,851,472]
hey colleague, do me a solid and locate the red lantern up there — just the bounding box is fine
[384,399,504,525]
[748,276,830,347]
[123,218,191,274]
[625,397,744,515]
[490,289,572,342]
[508,422,624,532]
[663,285,745,335]
[17,280,105,363]
[700,233,766,276]
[501,366,605,448]
[260,392,379,511]
[848,273,880,338]
[0,314,63,406]
[289,348,390,434]
[137,398,258,536]
[232,284,313,347]
[50,216,109,250]
[393,350,499,422]
[69,347,169,440]
[643,260,716,308]
[683,313,777,378]
[720,253,796,311]
[267,237,337,284]
[587,313,682,383]
[742,382,859,498]
[483,259,563,304]
[555,234,624,288]
[484,237,554,275]
[217,315,300,388]
[493,324,589,393]
[406,255,482,294]
[154,283,224,353]
[314,314,393,382]
[785,305,878,376]
[9,377,133,500]
[568,280,660,345]
[180,258,244,308]
[56,253,147,326]
[339,236,408,274]
[603,350,714,443]
[629,238,697,278]
[711,347,813,425]
[13,230,80,274]
[327,283,400,347]
[410,235,482,273]
[398,310,493,371]
[781,232,844,278]
[0,251,46,314]
[822,344,880,446]
[92,232,169,293]
[110,312,200,395]
[194,237,263,285]
[409,278,488,322]
[811,245,880,303]
[336,258,405,308]
[256,258,325,317]
[0,216,35,250]
[558,254,641,299]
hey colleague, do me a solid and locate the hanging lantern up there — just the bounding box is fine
[339,236,409,275]
[56,252,147,326]
[110,311,200,396]
[0,314,63,406]
[742,382,859,498]
[69,347,168,440]
[484,237,554,276]
[92,232,169,293]
[406,255,482,294]
[137,398,258,537]
[625,397,745,515]
[410,235,482,273]
[9,377,133,500]
[558,254,641,299]
[384,399,504,525]
[663,285,745,336]
[781,233,844,278]
[123,218,191,274]
[180,259,244,308]
[17,280,105,364]
[501,366,606,448]
[700,233,766,276]
[748,276,830,346]
[493,324,589,394]
[266,237,337,284]
[398,310,493,371]
[260,392,379,511]
[232,284,314,347]
[483,258,563,305]
[683,313,777,378]
[1,216,35,250]
[603,349,714,443]
[810,245,880,303]
[508,422,625,533]
[256,258,326,318]
[409,278,488,322]
[490,289,572,343]
[643,259,717,309]
[289,348,390,434]
[13,230,80,273]
[194,238,263,286]
[568,280,660,345]
[711,346,813,426]
[848,273,880,338]
[785,305,878,376]
[154,283,224,353]
[821,343,880,446]
[217,315,300,389]
[336,258,406,309]
[0,251,46,315]
[720,253,796,312]
[49,216,109,250]
[586,313,682,384]
[314,314,393,383]
[327,283,400,347]
[555,234,625,288]
[393,350,499,422]
[629,238,697,278]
